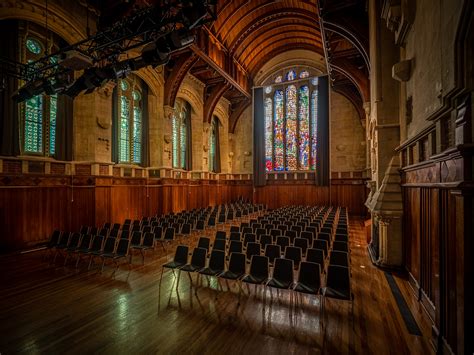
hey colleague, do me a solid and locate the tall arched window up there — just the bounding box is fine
[209,115,220,173]
[21,27,61,156]
[172,99,191,169]
[117,77,143,164]
[264,70,319,171]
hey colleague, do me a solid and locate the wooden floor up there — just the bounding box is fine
[0,220,434,354]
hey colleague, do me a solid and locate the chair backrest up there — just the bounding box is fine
[306,248,325,267]
[242,227,253,235]
[298,261,321,291]
[291,225,302,235]
[181,223,191,234]
[90,235,104,252]
[132,225,141,232]
[48,230,61,246]
[112,223,121,230]
[208,250,225,271]
[213,238,226,251]
[333,241,349,253]
[141,225,152,233]
[228,232,240,242]
[243,233,256,246]
[326,265,351,299]
[218,214,226,223]
[196,220,205,230]
[228,252,246,275]
[330,250,349,267]
[58,232,71,246]
[173,245,189,264]
[215,230,227,240]
[115,238,130,256]
[300,231,314,244]
[249,255,269,279]
[69,233,81,248]
[270,229,282,237]
[207,217,216,227]
[78,234,93,250]
[259,234,272,249]
[294,238,309,254]
[277,225,288,232]
[131,231,142,246]
[313,239,328,257]
[318,233,331,244]
[246,242,261,260]
[142,232,154,247]
[264,244,281,263]
[276,236,290,250]
[164,227,175,240]
[229,240,243,254]
[320,227,332,235]
[285,230,297,243]
[153,226,163,239]
[255,228,266,237]
[335,233,349,242]
[197,237,211,251]
[190,247,207,268]
[229,226,239,233]
[103,237,116,254]
[240,222,249,231]
[272,258,294,285]
[119,230,130,239]
[284,246,302,268]
[108,229,119,239]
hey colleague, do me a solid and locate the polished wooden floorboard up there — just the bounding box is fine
[0,220,434,354]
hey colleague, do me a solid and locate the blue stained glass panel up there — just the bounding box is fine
[133,107,141,163]
[120,96,130,162]
[286,70,296,81]
[180,114,187,169]
[49,94,57,155]
[172,115,179,168]
[24,95,43,153]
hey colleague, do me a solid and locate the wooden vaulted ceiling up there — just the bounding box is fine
[91,0,369,129]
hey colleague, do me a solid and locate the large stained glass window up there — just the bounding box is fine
[172,100,190,170]
[118,76,143,164]
[22,36,57,156]
[264,70,319,171]
[209,116,218,172]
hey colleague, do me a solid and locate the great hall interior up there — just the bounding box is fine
[0,0,472,354]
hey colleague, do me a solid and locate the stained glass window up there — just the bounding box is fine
[298,86,310,169]
[273,90,284,171]
[300,70,310,79]
[264,72,319,171]
[22,36,57,156]
[172,101,190,170]
[286,70,297,81]
[285,85,297,170]
[26,38,42,54]
[209,116,217,172]
[274,75,282,84]
[264,98,273,171]
[118,77,143,164]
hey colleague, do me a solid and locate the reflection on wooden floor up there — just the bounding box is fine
[0,219,434,354]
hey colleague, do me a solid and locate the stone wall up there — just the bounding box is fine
[330,91,366,173]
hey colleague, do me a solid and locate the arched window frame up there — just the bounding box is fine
[209,115,218,172]
[117,77,143,164]
[19,23,60,157]
[172,100,190,170]
[264,70,319,172]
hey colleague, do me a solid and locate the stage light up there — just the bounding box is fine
[12,79,44,103]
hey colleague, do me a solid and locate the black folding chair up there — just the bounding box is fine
[265,244,281,265]
[322,265,353,328]
[160,245,189,287]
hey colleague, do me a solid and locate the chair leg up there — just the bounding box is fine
[101,258,106,272]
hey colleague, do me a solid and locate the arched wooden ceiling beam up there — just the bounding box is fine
[330,59,369,102]
[240,35,320,70]
[236,28,321,61]
[332,86,365,122]
[250,43,324,77]
[203,82,231,124]
[323,20,370,71]
[163,52,199,108]
[229,99,251,133]
[228,9,321,52]
[234,23,321,58]
[216,2,318,42]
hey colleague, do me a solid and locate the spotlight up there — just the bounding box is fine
[12,79,44,103]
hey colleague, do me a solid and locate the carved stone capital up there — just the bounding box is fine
[163,105,175,120]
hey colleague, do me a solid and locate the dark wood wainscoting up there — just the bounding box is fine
[0,176,252,252]
[254,178,368,216]
[401,153,472,354]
